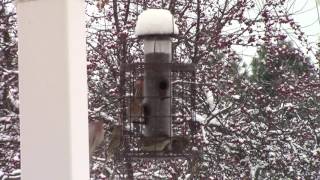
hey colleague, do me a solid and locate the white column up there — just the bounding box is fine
[17,0,89,179]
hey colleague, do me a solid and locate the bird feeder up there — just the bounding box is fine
[117,9,198,178]
[119,9,196,159]
[135,9,179,139]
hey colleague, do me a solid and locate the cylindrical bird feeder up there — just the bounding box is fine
[135,9,179,139]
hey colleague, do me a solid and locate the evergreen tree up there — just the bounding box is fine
[250,41,312,95]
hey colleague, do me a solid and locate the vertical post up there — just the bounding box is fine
[17,0,89,179]
[135,9,178,139]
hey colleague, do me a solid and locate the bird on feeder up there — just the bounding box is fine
[129,79,144,118]
[188,120,201,134]
[170,136,189,153]
[141,136,171,152]
[129,78,148,131]
[89,120,105,156]
[106,125,122,160]
[96,0,109,10]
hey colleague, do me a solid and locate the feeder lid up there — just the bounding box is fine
[135,9,179,37]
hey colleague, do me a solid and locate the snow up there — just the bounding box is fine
[154,170,167,178]
[0,117,11,122]
[204,88,215,110]
[247,109,259,115]
[98,173,106,179]
[238,138,245,143]
[144,38,172,54]
[282,103,295,108]
[208,118,221,126]
[195,113,205,123]
[13,153,20,161]
[134,172,143,177]
[1,169,21,180]
[8,89,19,109]
[312,148,320,156]
[99,112,114,121]
[11,169,21,175]
[93,105,104,112]
[265,105,275,112]
[231,94,240,99]
[249,161,268,180]
[135,9,179,36]
[201,126,209,144]
[0,134,17,141]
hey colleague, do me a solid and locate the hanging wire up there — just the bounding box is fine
[172,11,175,36]
[316,0,320,26]
[153,38,157,54]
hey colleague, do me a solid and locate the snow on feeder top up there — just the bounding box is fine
[135,9,179,37]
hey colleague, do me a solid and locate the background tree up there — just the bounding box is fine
[0,0,320,179]
[250,41,312,95]
[85,0,320,178]
[0,0,20,179]
[241,40,320,178]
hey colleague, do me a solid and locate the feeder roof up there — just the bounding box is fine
[135,9,179,37]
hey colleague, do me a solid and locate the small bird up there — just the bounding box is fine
[89,120,105,156]
[170,136,189,153]
[141,136,171,152]
[96,0,109,10]
[106,125,122,160]
[188,121,201,134]
[129,79,144,119]
[128,79,146,133]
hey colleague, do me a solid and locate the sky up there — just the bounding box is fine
[293,0,319,48]
[84,0,320,66]
[234,0,320,66]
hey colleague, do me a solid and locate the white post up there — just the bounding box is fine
[17,0,89,179]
